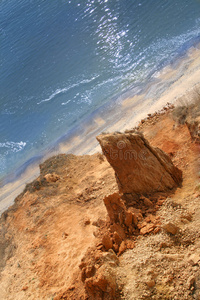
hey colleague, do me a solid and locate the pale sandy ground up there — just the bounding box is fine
[1,44,200,215]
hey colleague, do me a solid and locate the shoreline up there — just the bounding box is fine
[1,43,200,215]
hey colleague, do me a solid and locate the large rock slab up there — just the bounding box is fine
[96,132,182,197]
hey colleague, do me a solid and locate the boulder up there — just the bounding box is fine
[163,222,179,235]
[102,234,113,251]
[97,132,182,198]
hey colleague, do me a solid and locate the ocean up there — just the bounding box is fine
[1,0,200,186]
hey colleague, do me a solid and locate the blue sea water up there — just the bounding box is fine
[1,0,200,185]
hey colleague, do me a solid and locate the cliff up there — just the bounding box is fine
[0,102,200,300]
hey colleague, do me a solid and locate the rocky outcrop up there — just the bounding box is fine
[96,132,182,199]
[101,192,161,252]
[79,249,120,300]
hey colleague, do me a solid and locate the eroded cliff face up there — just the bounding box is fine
[0,104,200,300]
[96,132,182,199]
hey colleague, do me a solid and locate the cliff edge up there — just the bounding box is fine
[0,102,200,300]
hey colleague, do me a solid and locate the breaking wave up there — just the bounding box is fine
[0,141,27,155]
[37,75,100,105]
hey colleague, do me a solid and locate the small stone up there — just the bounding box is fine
[102,234,113,251]
[128,225,134,234]
[96,244,104,250]
[187,276,195,289]
[110,223,126,240]
[181,212,192,222]
[193,266,199,272]
[145,215,151,223]
[92,218,104,227]
[79,262,86,270]
[22,286,28,291]
[140,223,155,235]
[84,218,91,226]
[126,240,135,249]
[112,243,119,253]
[154,227,161,234]
[163,222,179,235]
[132,213,138,226]
[181,218,190,224]
[188,254,200,265]
[157,199,164,206]
[118,241,127,256]
[138,221,147,229]
[146,280,156,288]
[113,231,122,246]
[143,197,153,207]
[125,211,132,227]
[159,242,168,249]
[62,232,68,239]
[103,249,120,265]
[93,230,98,237]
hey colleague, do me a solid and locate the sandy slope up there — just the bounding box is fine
[0,153,118,299]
